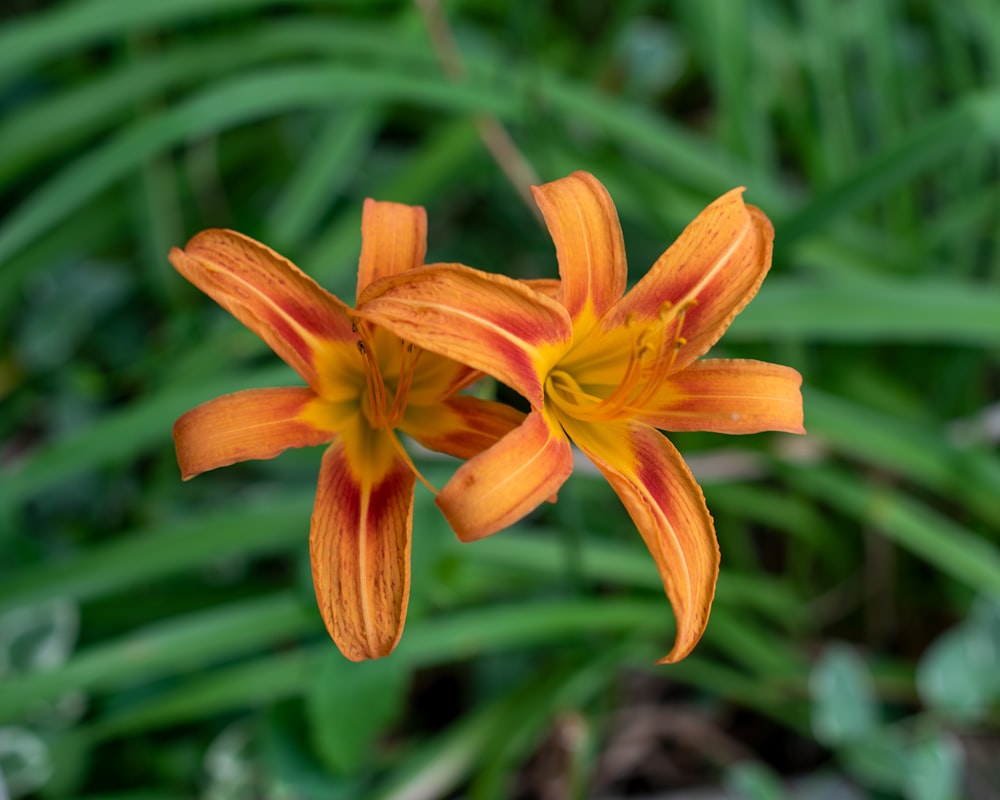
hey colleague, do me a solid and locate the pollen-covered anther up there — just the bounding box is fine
[628,300,695,410]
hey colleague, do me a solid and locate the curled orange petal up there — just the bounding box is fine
[402,394,525,461]
[173,387,335,480]
[358,264,572,407]
[636,359,805,434]
[436,409,573,542]
[603,189,774,372]
[310,431,415,661]
[170,230,355,390]
[356,199,427,298]
[531,171,627,332]
[560,416,719,663]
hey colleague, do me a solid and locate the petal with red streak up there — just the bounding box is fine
[173,387,336,479]
[635,359,805,434]
[532,171,627,334]
[356,199,427,298]
[402,394,525,460]
[436,409,573,542]
[602,190,774,372]
[310,426,415,661]
[559,416,719,663]
[358,264,573,407]
[170,230,356,391]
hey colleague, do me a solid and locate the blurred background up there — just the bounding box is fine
[1,1,999,798]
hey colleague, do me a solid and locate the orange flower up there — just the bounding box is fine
[357,172,805,662]
[169,201,522,661]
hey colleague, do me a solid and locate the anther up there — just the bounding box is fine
[356,340,366,355]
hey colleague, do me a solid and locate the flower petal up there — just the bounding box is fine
[310,427,415,661]
[602,189,774,372]
[356,199,427,298]
[170,229,355,391]
[559,416,719,663]
[520,277,562,301]
[636,359,806,434]
[436,409,573,542]
[358,264,573,407]
[173,387,336,479]
[532,171,627,333]
[402,394,525,461]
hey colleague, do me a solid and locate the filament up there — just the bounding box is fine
[552,300,695,423]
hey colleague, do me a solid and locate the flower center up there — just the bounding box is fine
[546,300,693,423]
[350,317,436,493]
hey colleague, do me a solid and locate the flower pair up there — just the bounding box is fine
[171,171,804,663]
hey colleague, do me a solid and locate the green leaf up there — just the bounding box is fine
[1,366,292,515]
[89,649,318,742]
[724,761,789,800]
[266,107,381,252]
[0,593,317,724]
[903,732,964,800]
[0,726,52,797]
[0,65,518,272]
[917,617,1000,722]
[810,643,879,745]
[787,467,1000,599]
[839,728,909,791]
[779,90,1000,242]
[0,493,312,614]
[0,599,78,674]
[0,0,344,82]
[306,649,409,774]
[798,389,1000,525]
[729,276,1000,344]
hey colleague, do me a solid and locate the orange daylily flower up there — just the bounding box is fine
[357,171,805,663]
[169,200,522,661]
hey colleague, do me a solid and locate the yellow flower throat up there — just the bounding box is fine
[546,300,693,424]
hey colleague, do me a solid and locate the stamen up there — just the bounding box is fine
[353,322,387,428]
[386,340,422,427]
[575,311,641,418]
[628,300,695,409]
[585,335,644,419]
[385,427,438,494]
[565,300,696,422]
[546,370,601,416]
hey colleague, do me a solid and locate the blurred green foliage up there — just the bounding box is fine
[1,0,999,797]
